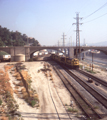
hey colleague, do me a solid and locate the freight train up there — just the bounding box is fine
[51,54,79,69]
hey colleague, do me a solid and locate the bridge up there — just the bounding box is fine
[0,46,107,61]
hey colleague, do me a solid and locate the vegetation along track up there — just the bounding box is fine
[53,65,102,120]
[62,66,107,110]
[77,69,107,87]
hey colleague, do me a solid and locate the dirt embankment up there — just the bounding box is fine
[0,63,39,120]
[0,64,19,120]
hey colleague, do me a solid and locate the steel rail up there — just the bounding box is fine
[77,69,107,87]
[63,66,107,109]
[53,66,102,119]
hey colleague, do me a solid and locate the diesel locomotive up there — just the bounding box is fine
[51,54,79,69]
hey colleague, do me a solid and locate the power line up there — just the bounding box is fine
[66,25,73,34]
[82,2,107,20]
[84,12,107,23]
[80,1,92,13]
[66,25,76,35]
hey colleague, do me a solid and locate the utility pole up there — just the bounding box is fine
[69,37,71,47]
[58,40,60,47]
[69,36,72,47]
[84,38,85,46]
[73,13,83,58]
[27,37,29,45]
[61,33,66,47]
[73,41,74,46]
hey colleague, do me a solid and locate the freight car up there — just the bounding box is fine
[51,54,79,69]
[0,51,11,62]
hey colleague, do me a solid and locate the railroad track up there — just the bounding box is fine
[44,62,71,120]
[53,65,102,120]
[77,69,107,87]
[47,77,71,120]
[62,66,107,109]
[47,77,60,120]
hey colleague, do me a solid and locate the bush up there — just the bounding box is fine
[0,99,2,105]
[79,65,83,69]
[30,100,36,107]
[28,58,33,62]
[67,108,78,112]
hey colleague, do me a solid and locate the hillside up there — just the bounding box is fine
[0,25,40,47]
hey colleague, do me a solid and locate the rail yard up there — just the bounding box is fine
[0,55,107,120]
[1,0,107,120]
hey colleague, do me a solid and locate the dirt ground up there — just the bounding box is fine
[0,61,107,120]
[6,61,81,120]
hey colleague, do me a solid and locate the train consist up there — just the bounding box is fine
[51,54,79,69]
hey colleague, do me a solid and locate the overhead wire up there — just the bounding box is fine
[64,1,107,45]
[65,1,90,40]
[82,1,107,20]
[66,25,75,35]
[84,12,107,23]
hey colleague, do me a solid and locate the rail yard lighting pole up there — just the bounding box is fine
[92,52,94,71]
[91,50,100,71]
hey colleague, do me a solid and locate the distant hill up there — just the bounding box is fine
[87,41,107,46]
[67,41,107,47]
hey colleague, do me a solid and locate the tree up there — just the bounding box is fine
[0,37,4,46]
[0,25,40,46]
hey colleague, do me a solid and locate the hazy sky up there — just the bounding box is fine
[0,0,107,46]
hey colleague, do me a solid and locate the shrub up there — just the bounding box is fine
[30,100,36,107]
[65,103,68,106]
[28,58,33,62]
[79,65,83,69]
[67,108,78,112]
[0,99,2,105]
[94,106,99,109]
[50,77,53,80]
[37,70,40,73]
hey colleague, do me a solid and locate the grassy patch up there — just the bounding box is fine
[79,65,83,69]
[64,103,68,106]
[67,108,78,112]
[28,58,33,62]
[96,71,100,73]
[0,99,2,105]
[85,68,96,74]
[30,100,36,107]
[93,106,99,109]
[90,70,96,74]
